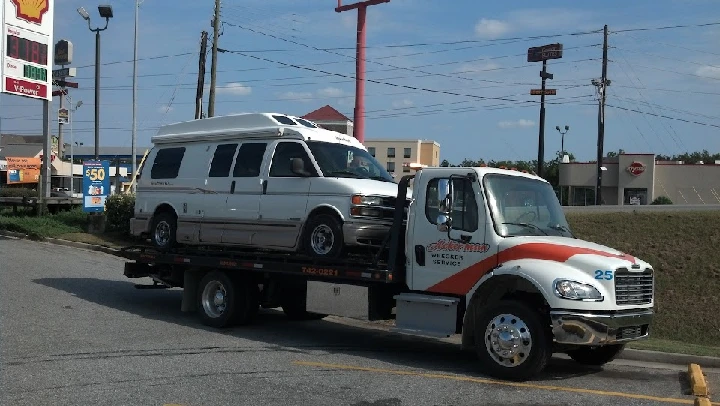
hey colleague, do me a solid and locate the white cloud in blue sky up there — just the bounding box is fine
[1,0,719,164]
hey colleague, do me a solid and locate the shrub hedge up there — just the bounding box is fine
[105,193,135,235]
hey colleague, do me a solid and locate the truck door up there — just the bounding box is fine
[409,172,493,295]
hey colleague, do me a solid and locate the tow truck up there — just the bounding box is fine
[120,166,654,381]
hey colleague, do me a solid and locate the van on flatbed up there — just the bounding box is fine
[121,165,655,381]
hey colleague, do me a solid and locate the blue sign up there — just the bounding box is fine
[82,160,110,212]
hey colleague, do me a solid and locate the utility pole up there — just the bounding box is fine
[335,0,390,144]
[196,31,209,120]
[131,0,143,193]
[207,0,221,118]
[593,25,610,206]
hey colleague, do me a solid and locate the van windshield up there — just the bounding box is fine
[306,141,396,183]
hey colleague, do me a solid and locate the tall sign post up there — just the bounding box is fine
[2,0,55,213]
[527,43,563,178]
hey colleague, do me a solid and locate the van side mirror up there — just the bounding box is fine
[291,157,311,177]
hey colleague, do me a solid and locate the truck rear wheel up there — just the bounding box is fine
[567,344,626,366]
[197,271,258,328]
[473,300,552,381]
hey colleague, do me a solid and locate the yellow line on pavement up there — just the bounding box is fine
[293,360,706,405]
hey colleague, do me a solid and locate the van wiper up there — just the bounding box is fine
[549,223,576,238]
[369,175,395,183]
[327,170,363,178]
[501,222,548,235]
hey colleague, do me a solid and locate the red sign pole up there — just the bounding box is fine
[335,0,390,144]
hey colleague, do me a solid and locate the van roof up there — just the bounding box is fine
[151,112,365,148]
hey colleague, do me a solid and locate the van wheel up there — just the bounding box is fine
[150,211,177,251]
[302,213,343,258]
[473,300,552,381]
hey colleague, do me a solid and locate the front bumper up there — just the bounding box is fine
[343,220,393,246]
[550,309,653,345]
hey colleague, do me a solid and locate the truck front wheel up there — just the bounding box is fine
[567,344,626,366]
[473,300,552,381]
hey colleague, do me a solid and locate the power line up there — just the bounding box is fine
[606,104,720,129]
[609,21,720,34]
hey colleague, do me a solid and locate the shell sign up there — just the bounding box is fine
[626,161,647,176]
[10,0,50,24]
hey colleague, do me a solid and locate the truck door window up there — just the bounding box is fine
[233,143,267,177]
[425,177,478,232]
[208,143,238,178]
[269,142,317,177]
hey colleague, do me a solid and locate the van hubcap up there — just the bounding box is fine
[310,224,334,255]
[484,313,532,367]
[154,220,170,246]
[201,281,227,318]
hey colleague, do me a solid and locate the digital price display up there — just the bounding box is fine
[6,34,48,65]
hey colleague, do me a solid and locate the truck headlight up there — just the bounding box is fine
[554,279,604,301]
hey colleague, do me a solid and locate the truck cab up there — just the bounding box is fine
[390,166,653,380]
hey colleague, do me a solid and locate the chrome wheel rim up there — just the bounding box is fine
[484,313,532,367]
[154,220,170,246]
[310,224,334,255]
[202,281,227,318]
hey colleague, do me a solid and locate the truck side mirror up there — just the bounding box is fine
[436,214,451,232]
[437,179,452,214]
[291,157,311,177]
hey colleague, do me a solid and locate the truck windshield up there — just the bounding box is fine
[306,141,396,183]
[483,174,574,238]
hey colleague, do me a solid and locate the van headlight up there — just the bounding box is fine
[350,194,385,218]
[554,279,604,301]
[351,194,383,206]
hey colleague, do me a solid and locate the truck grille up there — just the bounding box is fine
[614,267,653,305]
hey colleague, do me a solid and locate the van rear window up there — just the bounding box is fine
[151,147,185,179]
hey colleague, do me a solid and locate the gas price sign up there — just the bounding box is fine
[2,0,55,101]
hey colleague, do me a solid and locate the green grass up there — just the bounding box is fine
[567,210,720,351]
[628,338,720,358]
[0,208,87,239]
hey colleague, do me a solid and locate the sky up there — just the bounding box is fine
[1,0,719,165]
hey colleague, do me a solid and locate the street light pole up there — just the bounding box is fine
[555,125,570,205]
[77,5,113,160]
[69,98,83,196]
[131,0,143,193]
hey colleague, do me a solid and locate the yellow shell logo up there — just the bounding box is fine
[10,0,50,25]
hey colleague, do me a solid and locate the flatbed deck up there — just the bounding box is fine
[120,244,397,285]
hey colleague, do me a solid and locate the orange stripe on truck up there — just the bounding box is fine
[425,243,636,296]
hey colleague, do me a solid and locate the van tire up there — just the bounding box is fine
[302,213,343,258]
[150,210,177,252]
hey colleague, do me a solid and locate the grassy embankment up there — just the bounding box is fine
[1,207,719,357]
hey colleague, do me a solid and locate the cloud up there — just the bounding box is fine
[392,99,414,108]
[278,91,314,102]
[215,82,252,96]
[317,87,347,98]
[498,119,535,129]
[695,66,720,80]
[474,18,511,39]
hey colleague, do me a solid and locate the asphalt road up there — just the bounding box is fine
[1,236,717,406]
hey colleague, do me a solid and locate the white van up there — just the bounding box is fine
[130,112,409,258]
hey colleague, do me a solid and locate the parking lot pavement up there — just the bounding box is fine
[1,237,714,406]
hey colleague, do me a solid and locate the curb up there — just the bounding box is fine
[618,348,720,369]
[3,229,720,371]
[688,363,714,406]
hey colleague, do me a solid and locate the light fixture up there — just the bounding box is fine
[77,7,90,20]
[98,5,113,19]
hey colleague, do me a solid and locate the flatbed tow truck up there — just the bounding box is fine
[120,166,655,381]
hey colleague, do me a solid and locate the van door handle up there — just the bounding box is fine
[230,180,236,194]
[262,180,268,194]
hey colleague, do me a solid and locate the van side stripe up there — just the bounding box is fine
[425,243,636,296]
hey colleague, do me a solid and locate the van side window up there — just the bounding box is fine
[233,143,267,177]
[269,142,317,177]
[209,143,238,177]
[425,177,479,232]
[151,147,185,179]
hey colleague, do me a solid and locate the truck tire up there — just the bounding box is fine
[197,271,258,328]
[473,300,552,381]
[302,213,343,258]
[150,210,177,252]
[567,344,626,366]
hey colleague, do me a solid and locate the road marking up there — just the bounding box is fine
[293,360,708,405]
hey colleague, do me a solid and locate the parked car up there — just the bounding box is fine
[130,112,409,258]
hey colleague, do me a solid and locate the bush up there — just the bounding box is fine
[105,193,135,235]
[651,196,673,205]
[0,187,38,198]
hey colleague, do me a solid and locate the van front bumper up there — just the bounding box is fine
[130,217,150,237]
[550,309,653,346]
[343,220,392,247]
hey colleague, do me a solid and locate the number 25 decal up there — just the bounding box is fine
[595,270,614,280]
